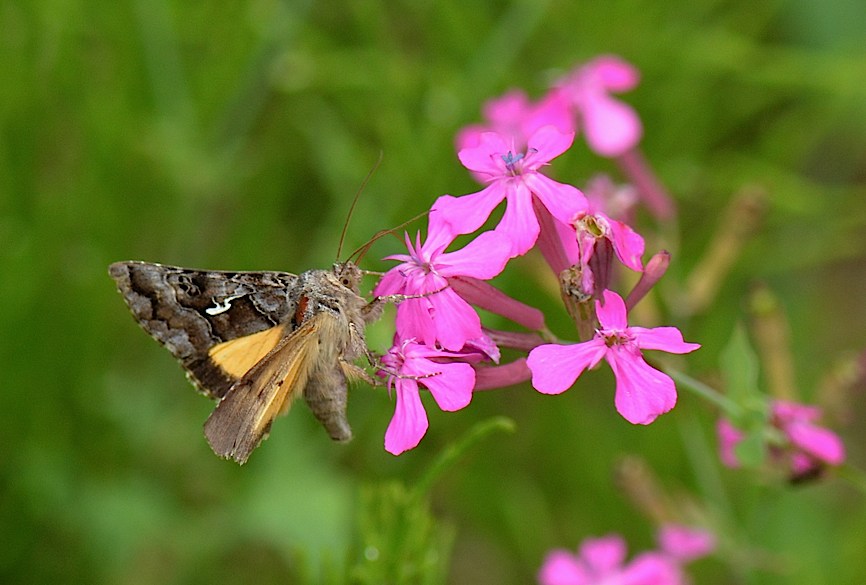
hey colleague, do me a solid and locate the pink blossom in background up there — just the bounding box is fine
[583,174,639,224]
[374,221,511,351]
[456,89,573,154]
[657,524,716,563]
[527,290,700,424]
[557,55,643,157]
[538,534,682,585]
[717,399,846,475]
[716,418,746,468]
[380,338,476,455]
[433,125,588,257]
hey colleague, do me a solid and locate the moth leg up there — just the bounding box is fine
[340,360,379,386]
[370,286,448,308]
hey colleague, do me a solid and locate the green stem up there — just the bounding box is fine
[837,464,866,495]
[412,416,516,499]
[668,369,742,417]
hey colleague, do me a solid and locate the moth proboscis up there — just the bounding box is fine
[109,260,382,464]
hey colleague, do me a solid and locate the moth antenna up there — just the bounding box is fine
[336,151,384,262]
[346,209,429,266]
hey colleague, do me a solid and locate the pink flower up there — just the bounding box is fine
[433,125,588,257]
[527,290,700,424]
[538,535,681,585]
[657,524,716,563]
[717,399,846,476]
[380,338,476,455]
[374,221,511,351]
[557,55,642,157]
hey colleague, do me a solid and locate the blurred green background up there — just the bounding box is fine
[2,1,866,583]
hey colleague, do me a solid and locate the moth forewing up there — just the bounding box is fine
[203,319,323,464]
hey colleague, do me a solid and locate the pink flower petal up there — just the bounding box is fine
[528,91,575,135]
[608,218,645,271]
[716,418,744,468]
[384,378,429,456]
[496,182,541,256]
[525,173,587,226]
[458,131,511,176]
[591,55,640,92]
[657,524,716,562]
[773,399,821,423]
[419,361,475,412]
[784,420,846,466]
[620,552,683,585]
[596,290,628,330]
[581,92,642,157]
[430,186,505,237]
[437,230,511,280]
[579,534,628,573]
[538,550,587,585]
[632,327,701,354]
[524,125,576,167]
[606,348,677,424]
[527,340,607,395]
[430,290,485,351]
[373,266,409,297]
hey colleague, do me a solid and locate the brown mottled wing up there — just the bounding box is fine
[203,317,324,464]
[108,261,297,399]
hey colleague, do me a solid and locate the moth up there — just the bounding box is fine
[109,260,382,464]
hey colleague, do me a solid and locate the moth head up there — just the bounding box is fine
[333,261,362,292]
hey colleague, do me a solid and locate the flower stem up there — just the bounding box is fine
[837,464,866,495]
[667,369,742,417]
[412,416,516,499]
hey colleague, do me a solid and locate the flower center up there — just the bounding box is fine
[575,213,609,239]
[501,150,524,173]
[600,329,632,347]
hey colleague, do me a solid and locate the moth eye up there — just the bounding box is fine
[341,278,350,286]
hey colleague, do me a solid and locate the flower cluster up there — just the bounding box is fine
[538,525,715,585]
[373,56,700,455]
[717,399,846,481]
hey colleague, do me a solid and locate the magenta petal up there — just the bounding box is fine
[608,218,645,271]
[428,288,484,351]
[384,379,429,456]
[658,524,716,562]
[526,173,588,226]
[596,290,628,330]
[632,326,701,354]
[580,534,628,573]
[716,418,744,468]
[395,298,438,348]
[455,124,486,152]
[458,131,511,175]
[524,125,575,165]
[607,349,677,424]
[437,230,512,280]
[773,399,821,423]
[419,361,475,412]
[538,550,587,585]
[496,182,541,256]
[373,266,408,297]
[785,420,846,465]
[592,55,640,92]
[527,340,606,394]
[620,552,682,585]
[582,93,642,157]
[431,187,505,237]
